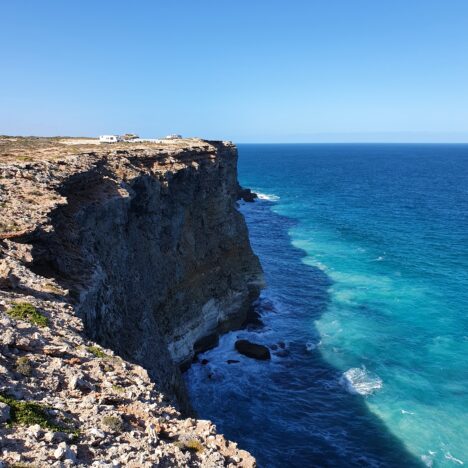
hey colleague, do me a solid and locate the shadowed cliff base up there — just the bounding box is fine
[187,198,424,467]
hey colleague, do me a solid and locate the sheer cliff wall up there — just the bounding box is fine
[0,138,263,412]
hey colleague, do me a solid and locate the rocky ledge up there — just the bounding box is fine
[0,137,263,467]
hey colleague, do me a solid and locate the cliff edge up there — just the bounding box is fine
[0,136,263,467]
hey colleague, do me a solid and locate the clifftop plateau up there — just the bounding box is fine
[0,137,263,467]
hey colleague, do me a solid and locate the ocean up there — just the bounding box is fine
[186,144,468,467]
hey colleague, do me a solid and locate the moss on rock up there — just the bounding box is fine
[86,346,109,359]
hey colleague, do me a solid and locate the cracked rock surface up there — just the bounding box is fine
[0,137,261,467]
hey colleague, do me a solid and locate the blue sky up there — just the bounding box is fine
[1,0,468,142]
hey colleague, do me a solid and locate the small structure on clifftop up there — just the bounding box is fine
[164,134,182,140]
[99,135,121,143]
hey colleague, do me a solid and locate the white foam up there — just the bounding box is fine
[421,454,434,467]
[256,192,280,202]
[445,453,464,465]
[400,409,415,415]
[339,367,383,396]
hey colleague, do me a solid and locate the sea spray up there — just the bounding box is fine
[339,367,383,396]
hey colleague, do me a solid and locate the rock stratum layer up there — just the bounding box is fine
[0,137,263,467]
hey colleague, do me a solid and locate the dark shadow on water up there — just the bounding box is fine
[189,200,423,468]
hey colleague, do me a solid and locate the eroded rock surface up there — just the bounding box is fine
[0,137,263,466]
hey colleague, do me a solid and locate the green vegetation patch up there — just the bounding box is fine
[0,393,80,435]
[6,302,48,327]
[86,345,110,359]
[0,393,59,431]
[0,223,17,231]
[175,437,204,453]
[16,356,33,376]
[43,283,62,295]
[102,415,124,433]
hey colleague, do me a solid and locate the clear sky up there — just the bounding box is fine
[1,0,468,142]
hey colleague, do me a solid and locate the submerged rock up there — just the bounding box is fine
[237,186,258,203]
[235,340,271,360]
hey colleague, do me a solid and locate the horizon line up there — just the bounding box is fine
[235,141,468,145]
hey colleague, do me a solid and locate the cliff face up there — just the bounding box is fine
[0,137,263,466]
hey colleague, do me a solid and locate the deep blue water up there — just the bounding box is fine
[186,144,468,467]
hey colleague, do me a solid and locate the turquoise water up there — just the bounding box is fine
[186,144,468,467]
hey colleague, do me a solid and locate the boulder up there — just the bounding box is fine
[54,442,77,463]
[28,424,43,440]
[0,402,10,423]
[235,340,271,360]
[68,373,94,393]
[0,260,19,289]
[237,187,258,203]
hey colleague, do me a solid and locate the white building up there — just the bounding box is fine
[164,134,182,140]
[99,135,121,143]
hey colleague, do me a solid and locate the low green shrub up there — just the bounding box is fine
[102,415,124,433]
[16,356,32,376]
[6,303,48,327]
[0,393,79,435]
[87,346,109,359]
[175,437,204,453]
[0,393,59,431]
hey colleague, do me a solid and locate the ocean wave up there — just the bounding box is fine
[339,367,383,396]
[421,453,434,467]
[445,452,464,465]
[256,192,280,202]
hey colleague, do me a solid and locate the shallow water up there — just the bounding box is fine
[186,144,468,467]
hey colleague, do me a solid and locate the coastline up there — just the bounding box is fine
[188,143,468,467]
[186,144,430,468]
[0,136,261,466]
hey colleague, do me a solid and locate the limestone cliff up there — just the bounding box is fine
[0,136,263,466]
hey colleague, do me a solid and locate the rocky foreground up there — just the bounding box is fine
[0,298,254,467]
[0,137,261,467]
